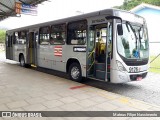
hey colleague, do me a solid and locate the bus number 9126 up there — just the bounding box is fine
[129,67,140,73]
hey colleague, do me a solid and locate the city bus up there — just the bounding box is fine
[5,8,149,83]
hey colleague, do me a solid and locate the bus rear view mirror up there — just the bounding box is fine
[117,24,123,35]
[105,16,123,36]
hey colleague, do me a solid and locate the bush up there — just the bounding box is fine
[0,30,6,43]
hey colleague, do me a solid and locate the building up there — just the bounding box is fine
[130,3,160,55]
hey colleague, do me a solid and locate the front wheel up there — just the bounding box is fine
[69,63,82,82]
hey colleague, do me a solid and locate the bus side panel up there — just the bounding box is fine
[12,44,27,62]
[51,45,65,72]
[36,45,66,72]
[63,45,87,77]
[36,44,86,76]
[37,45,52,69]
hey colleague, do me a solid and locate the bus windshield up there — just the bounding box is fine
[117,22,149,60]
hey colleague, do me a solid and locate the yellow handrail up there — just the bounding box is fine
[88,48,95,59]
[87,60,95,71]
[87,48,95,71]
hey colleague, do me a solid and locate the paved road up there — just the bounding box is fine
[85,73,160,106]
[1,52,160,106]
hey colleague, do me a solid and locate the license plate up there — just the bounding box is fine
[137,77,142,81]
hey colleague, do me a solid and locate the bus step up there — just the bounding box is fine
[96,70,105,80]
[95,63,105,71]
[31,64,37,68]
[88,76,106,82]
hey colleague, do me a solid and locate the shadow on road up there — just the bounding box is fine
[31,66,141,94]
[4,60,140,94]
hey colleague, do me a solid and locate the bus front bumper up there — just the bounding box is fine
[110,69,148,83]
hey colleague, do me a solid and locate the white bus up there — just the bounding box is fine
[6,8,149,83]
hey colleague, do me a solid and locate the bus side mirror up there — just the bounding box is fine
[117,24,123,35]
[105,16,123,35]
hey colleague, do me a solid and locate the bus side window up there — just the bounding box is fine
[13,32,16,44]
[67,20,87,45]
[39,26,50,45]
[13,31,27,45]
[6,35,9,47]
[50,24,66,45]
[14,32,18,44]
[35,32,39,44]
[10,36,13,47]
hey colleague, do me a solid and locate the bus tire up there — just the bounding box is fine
[69,63,82,82]
[20,55,26,67]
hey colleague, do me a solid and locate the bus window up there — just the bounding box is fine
[13,32,16,44]
[14,32,18,44]
[50,24,66,45]
[67,20,87,45]
[14,31,27,44]
[35,32,38,44]
[6,35,9,47]
[39,26,50,45]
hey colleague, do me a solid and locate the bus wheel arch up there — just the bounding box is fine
[66,59,82,82]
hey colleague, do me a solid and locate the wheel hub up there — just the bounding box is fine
[71,66,80,79]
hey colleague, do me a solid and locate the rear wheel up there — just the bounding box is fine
[20,55,25,67]
[69,63,82,82]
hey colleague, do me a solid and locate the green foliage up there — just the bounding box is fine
[115,0,160,10]
[0,30,6,43]
[149,56,160,74]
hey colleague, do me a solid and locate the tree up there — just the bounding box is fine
[0,30,6,43]
[115,0,160,10]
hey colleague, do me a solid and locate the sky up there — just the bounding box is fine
[0,0,124,29]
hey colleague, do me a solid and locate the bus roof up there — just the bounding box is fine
[7,8,143,32]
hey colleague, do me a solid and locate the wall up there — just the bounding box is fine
[135,8,160,56]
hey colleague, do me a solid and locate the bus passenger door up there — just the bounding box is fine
[28,32,37,66]
[87,24,109,81]
[105,22,112,81]
[6,34,13,60]
[87,26,96,77]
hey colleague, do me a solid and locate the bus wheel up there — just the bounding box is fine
[20,55,25,67]
[69,63,82,82]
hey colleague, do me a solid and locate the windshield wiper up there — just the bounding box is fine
[126,21,138,49]
[126,21,137,38]
[138,26,144,49]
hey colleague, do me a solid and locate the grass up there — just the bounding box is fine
[149,56,160,74]
[0,49,4,52]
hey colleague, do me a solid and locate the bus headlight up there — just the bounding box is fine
[116,60,126,71]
